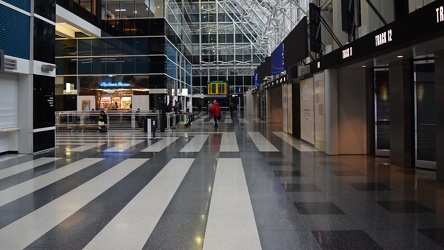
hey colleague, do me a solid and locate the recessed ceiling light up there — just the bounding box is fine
[115,9,126,11]
[362,65,367,68]
[397,55,403,58]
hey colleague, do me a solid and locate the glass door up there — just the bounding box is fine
[374,69,390,157]
[414,61,436,169]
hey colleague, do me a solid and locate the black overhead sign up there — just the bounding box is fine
[311,0,444,73]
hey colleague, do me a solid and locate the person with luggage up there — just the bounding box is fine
[98,110,108,132]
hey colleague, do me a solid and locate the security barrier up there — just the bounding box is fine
[55,110,197,132]
[55,110,159,132]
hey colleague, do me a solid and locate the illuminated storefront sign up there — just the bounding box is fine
[100,82,131,87]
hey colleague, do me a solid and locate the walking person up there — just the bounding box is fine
[229,102,235,118]
[209,100,221,127]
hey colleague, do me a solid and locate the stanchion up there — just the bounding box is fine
[147,118,157,140]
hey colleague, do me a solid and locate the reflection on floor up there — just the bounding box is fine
[0,112,443,249]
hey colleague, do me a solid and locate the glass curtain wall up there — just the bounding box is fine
[183,1,261,96]
[55,0,192,110]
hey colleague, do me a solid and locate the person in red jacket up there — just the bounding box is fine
[209,100,221,127]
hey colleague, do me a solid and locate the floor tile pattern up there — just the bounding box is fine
[0,112,443,249]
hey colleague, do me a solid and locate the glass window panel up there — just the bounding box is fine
[209,34,217,43]
[201,34,209,43]
[134,57,149,73]
[208,14,216,22]
[35,0,56,21]
[226,34,234,43]
[77,57,93,74]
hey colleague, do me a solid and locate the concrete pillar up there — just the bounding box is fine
[389,59,414,168]
[435,51,444,181]
[325,69,338,155]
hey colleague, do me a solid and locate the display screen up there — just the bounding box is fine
[271,42,284,75]
[284,16,308,68]
[207,81,227,94]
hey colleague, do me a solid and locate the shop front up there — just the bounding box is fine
[73,75,166,111]
[98,95,133,110]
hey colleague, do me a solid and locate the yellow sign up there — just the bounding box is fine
[208,82,227,94]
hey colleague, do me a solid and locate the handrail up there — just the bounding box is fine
[55,110,160,131]
[55,110,204,131]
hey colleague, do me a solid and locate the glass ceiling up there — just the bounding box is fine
[175,0,310,83]
[219,0,308,58]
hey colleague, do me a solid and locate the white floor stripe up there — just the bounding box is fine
[247,132,279,152]
[55,143,85,145]
[0,157,60,180]
[219,132,239,152]
[0,154,26,163]
[141,137,179,152]
[0,158,104,207]
[84,158,193,250]
[203,158,262,250]
[0,158,148,250]
[180,135,208,152]
[224,116,233,124]
[65,143,106,152]
[56,140,129,143]
[104,140,145,152]
[272,132,317,152]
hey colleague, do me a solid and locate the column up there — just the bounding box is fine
[325,69,338,155]
[435,51,444,181]
[389,59,414,168]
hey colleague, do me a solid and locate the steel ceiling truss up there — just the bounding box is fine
[218,0,307,56]
[178,0,308,81]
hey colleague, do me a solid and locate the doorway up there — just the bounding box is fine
[414,60,436,169]
[374,68,390,157]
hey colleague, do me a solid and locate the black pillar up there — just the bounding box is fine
[389,59,414,168]
[435,51,444,181]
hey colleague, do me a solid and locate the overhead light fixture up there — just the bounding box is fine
[115,9,126,12]
[397,55,403,58]
[41,64,56,72]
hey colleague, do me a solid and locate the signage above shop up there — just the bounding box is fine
[375,29,393,47]
[298,65,310,77]
[100,82,131,87]
[437,5,444,23]
[342,47,353,59]
[310,0,444,74]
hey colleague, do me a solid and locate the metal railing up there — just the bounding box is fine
[55,110,199,132]
[55,110,159,131]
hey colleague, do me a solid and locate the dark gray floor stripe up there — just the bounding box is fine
[0,155,41,170]
[0,156,126,229]
[0,138,168,230]
[0,158,68,191]
[25,137,190,249]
